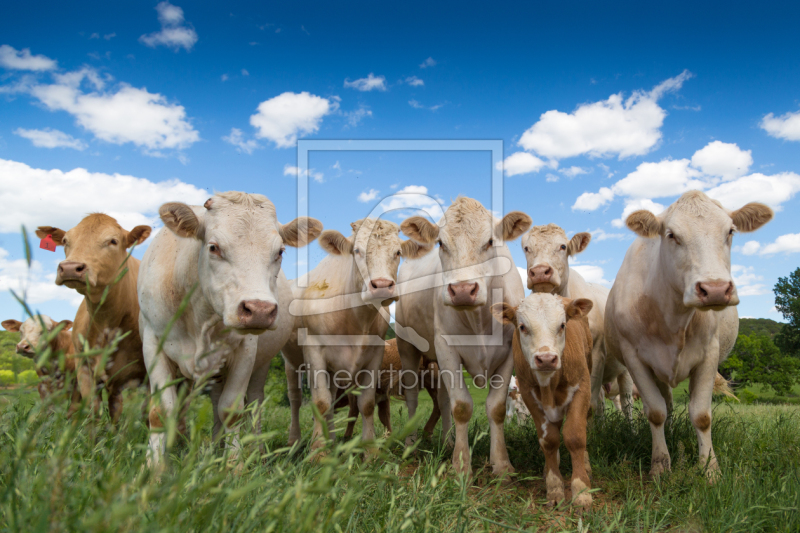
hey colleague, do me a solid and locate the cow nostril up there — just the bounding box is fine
[469,283,478,296]
[726,282,734,296]
[238,301,253,318]
[545,267,552,276]
[697,283,708,298]
[76,264,85,273]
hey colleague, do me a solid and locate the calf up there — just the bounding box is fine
[2,315,78,403]
[283,218,431,451]
[397,197,531,476]
[522,223,633,417]
[138,192,321,466]
[507,389,531,424]
[493,295,594,508]
[605,190,772,479]
[36,215,151,420]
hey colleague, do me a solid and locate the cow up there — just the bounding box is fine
[138,192,322,466]
[605,190,773,480]
[2,315,77,403]
[521,223,633,418]
[36,215,151,420]
[396,197,532,477]
[282,218,431,452]
[507,389,531,424]
[493,294,594,508]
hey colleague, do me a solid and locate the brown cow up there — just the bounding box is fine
[493,294,594,508]
[36,215,151,420]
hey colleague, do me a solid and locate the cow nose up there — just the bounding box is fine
[534,352,558,370]
[529,265,553,285]
[16,342,31,354]
[368,278,396,297]
[237,299,278,330]
[695,281,734,307]
[58,261,87,281]
[448,282,479,306]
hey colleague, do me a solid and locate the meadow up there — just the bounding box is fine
[1,367,798,533]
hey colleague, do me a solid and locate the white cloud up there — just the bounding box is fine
[559,166,588,178]
[572,264,612,287]
[0,44,57,71]
[760,109,800,142]
[705,172,800,210]
[590,228,627,241]
[139,1,198,52]
[573,187,614,211]
[378,185,445,219]
[518,70,692,160]
[222,128,259,154]
[736,240,762,255]
[419,57,436,68]
[241,69,249,76]
[250,92,335,148]
[28,68,199,153]
[690,141,752,180]
[343,105,372,127]
[0,157,208,234]
[344,73,386,92]
[731,265,767,296]
[612,159,705,199]
[497,152,550,177]
[14,128,87,150]
[358,189,380,203]
[0,248,82,307]
[408,99,444,111]
[221,73,228,82]
[611,199,666,228]
[546,174,559,183]
[283,164,323,183]
[405,76,424,87]
[739,233,800,256]
[104,33,116,40]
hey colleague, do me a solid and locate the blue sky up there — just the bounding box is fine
[2,0,800,323]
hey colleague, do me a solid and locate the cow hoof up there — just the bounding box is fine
[573,492,592,510]
[649,458,671,477]
[492,462,516,479]
[702,462,721,484]
[546,491,565,507]
[405,434,418,448]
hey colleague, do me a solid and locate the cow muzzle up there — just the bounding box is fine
[533,351,559,371]
[694,281,735,308]
[367,278,396,302]
[447,281,480,307]
[57,261,88,286]
[16,342,34,357]
[528,265,556,292]
[236,299,278,331]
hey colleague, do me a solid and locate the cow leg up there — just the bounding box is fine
[688,352,720,482]
[357,349,382,451]
[210,380,224,444]
[77,363,97,415]
[397,337,422,446]
[67,376,83,418]
[437,383,453,446]
[246,360,271,437]
[423,383,441,435]
[589,341,607,416]
[485,355,515,477]
[107,385,124,423]
[306,346,332,451]
[144,355,178,468]
[377,396,392,436]
[284,358,303,446]
[434,336,471,476]
[617,370,634,420]
[530,405,564,505]
[564,391,592,509]
[610,395,622,411]
[217,346,256,462]
[344,393,359,439]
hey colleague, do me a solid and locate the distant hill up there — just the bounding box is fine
[739,318,783,339]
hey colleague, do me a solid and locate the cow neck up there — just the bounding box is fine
[82,265,137,328]
[648,243,696,346]
[344,260,381,327]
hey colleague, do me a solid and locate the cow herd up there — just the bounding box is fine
[2,189,773,509]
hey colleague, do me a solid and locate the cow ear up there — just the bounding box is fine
[565,298,593,319]
[349,219,365,234]
[56,320,73,332]
[490,302,517,325]
[318,230,353,255]
[126,225,152,248]
[35,226,66,245]
[400,216,439,245]
[731,203,773,233]
[496,211,532,241]
[401,239,432,260]
[2,319,22,332]
[160,203,204,240]
[626,210,662,238]
[568,232,591,256]
[282,217,323,248]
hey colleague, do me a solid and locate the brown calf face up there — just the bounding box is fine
[37,214,150,299]
[2,316,72,358]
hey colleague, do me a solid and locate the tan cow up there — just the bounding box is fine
[2,315,78,403]
[138,192,321,466]
[282,218,431,451]
[493,295,594,508]
[36,215,151,420]
[397,197,531,476]
[605,190,773,480]
[522,223,633,417]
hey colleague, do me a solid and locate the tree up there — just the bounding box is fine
[774,267,800,356]
[722,333,800,396]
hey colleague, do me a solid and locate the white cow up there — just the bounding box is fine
[521,224,633,417]
[397,197,531,476]
[605,190,772,480]
[138,192,321,466]
[281,218,431,451]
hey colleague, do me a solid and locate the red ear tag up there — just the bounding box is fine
[40,234,57,252]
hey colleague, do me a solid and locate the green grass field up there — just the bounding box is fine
[1,373,798,533]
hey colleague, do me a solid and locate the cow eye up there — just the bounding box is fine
[560,244,567,251]
[560,323,566,331]
[277,247,285,260]
[437,239,446,251]
[729,228,735,236]
[209,243,221,256]
[109,239,118,246]
[519,324,527,334]
[396,250,402,257]
[486,238,493,248]
[523,246,530,253]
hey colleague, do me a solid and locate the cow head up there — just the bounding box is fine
[493,295,592,377]
[37,215,151,302]
[160,192,322,333]
[401,197,531,309]
[626,190,773,310]
[318,218,431,306]
[2,315,72,358]
[522,224,591,293]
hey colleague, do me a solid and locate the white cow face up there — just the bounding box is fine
[522,224,591,293]
[160,192,322,333]
[401,198,532,309]
[493,294,592,378]
[626,191,773,310]
[318,218,431,305]
[2,315,72,358]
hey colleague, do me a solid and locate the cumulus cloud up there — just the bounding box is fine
[518,70,693,160]
[0,157,208,233]
[0,248,82,307]
[28,68,199,153]
[738,233,800,256]
[405,76,424,87]
[559,166,588,178]
[611,199,665,228]
[0,44,57,71]
[573,187,614,211]
[612,159,705,199]
[705,172,800,210]
[572,264,612,287]
[590,228,627,241]
[731,265,767,296]
[358,189,380,203]
[222,128,259,154]
[760,109,800,142]
[378,185,445,219]
[736,241,762,255]
[408,99,444,111]
[250,92,335,148]
[343,105,372,127]
[14,128,87,150]
[343,73,386,92]
[283,164,323,183]
[497,152,551,177]
[139,1,198,52]
[690,140,752,180]
[419,57,436,68]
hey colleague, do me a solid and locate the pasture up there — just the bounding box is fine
[1,372,798,533]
